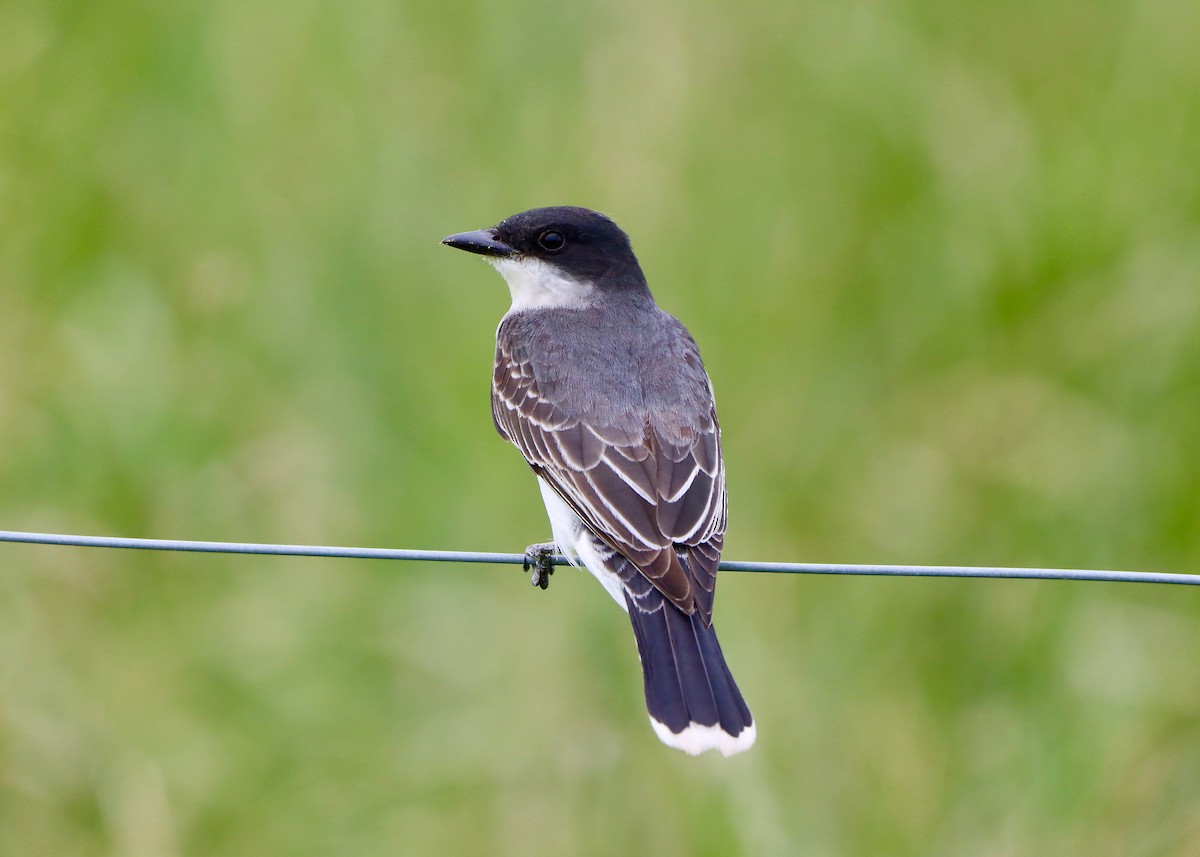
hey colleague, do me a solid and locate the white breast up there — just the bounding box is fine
[490,257,595,311]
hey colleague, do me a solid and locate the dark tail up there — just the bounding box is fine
[625,589,755,756]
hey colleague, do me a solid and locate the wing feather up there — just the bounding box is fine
[493,318,726,622]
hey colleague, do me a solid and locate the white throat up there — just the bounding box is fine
[489,257,594,311]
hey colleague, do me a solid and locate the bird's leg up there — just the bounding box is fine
[523,542,557,590]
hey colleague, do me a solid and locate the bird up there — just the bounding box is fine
[442,206,754,756]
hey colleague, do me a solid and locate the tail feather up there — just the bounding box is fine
[626,589,755,757]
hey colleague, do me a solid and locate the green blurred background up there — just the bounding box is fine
[2,0,1199,853]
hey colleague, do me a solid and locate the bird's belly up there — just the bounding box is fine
[536,477,629,611]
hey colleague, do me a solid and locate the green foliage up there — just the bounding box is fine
[2,0,1199,853]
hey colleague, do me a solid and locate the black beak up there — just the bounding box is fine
[441,229,516,258]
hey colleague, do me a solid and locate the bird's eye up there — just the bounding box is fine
[537,230,567,252]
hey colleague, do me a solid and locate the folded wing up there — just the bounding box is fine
[492,330,726,623]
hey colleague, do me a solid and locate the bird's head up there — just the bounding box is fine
[442,206,648,310]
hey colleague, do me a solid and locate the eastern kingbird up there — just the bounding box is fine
[442,206,755,756]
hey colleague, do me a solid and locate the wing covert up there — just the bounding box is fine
[492,330,726,621]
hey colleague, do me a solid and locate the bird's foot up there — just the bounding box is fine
[523,542,557,590]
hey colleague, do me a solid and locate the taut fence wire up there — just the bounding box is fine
[1,530,1197,587]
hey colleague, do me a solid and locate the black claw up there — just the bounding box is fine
[523,543,557,590]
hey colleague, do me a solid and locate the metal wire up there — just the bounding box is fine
[1,529,1196,586]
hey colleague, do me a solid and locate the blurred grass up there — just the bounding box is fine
[2,0,1200,853]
